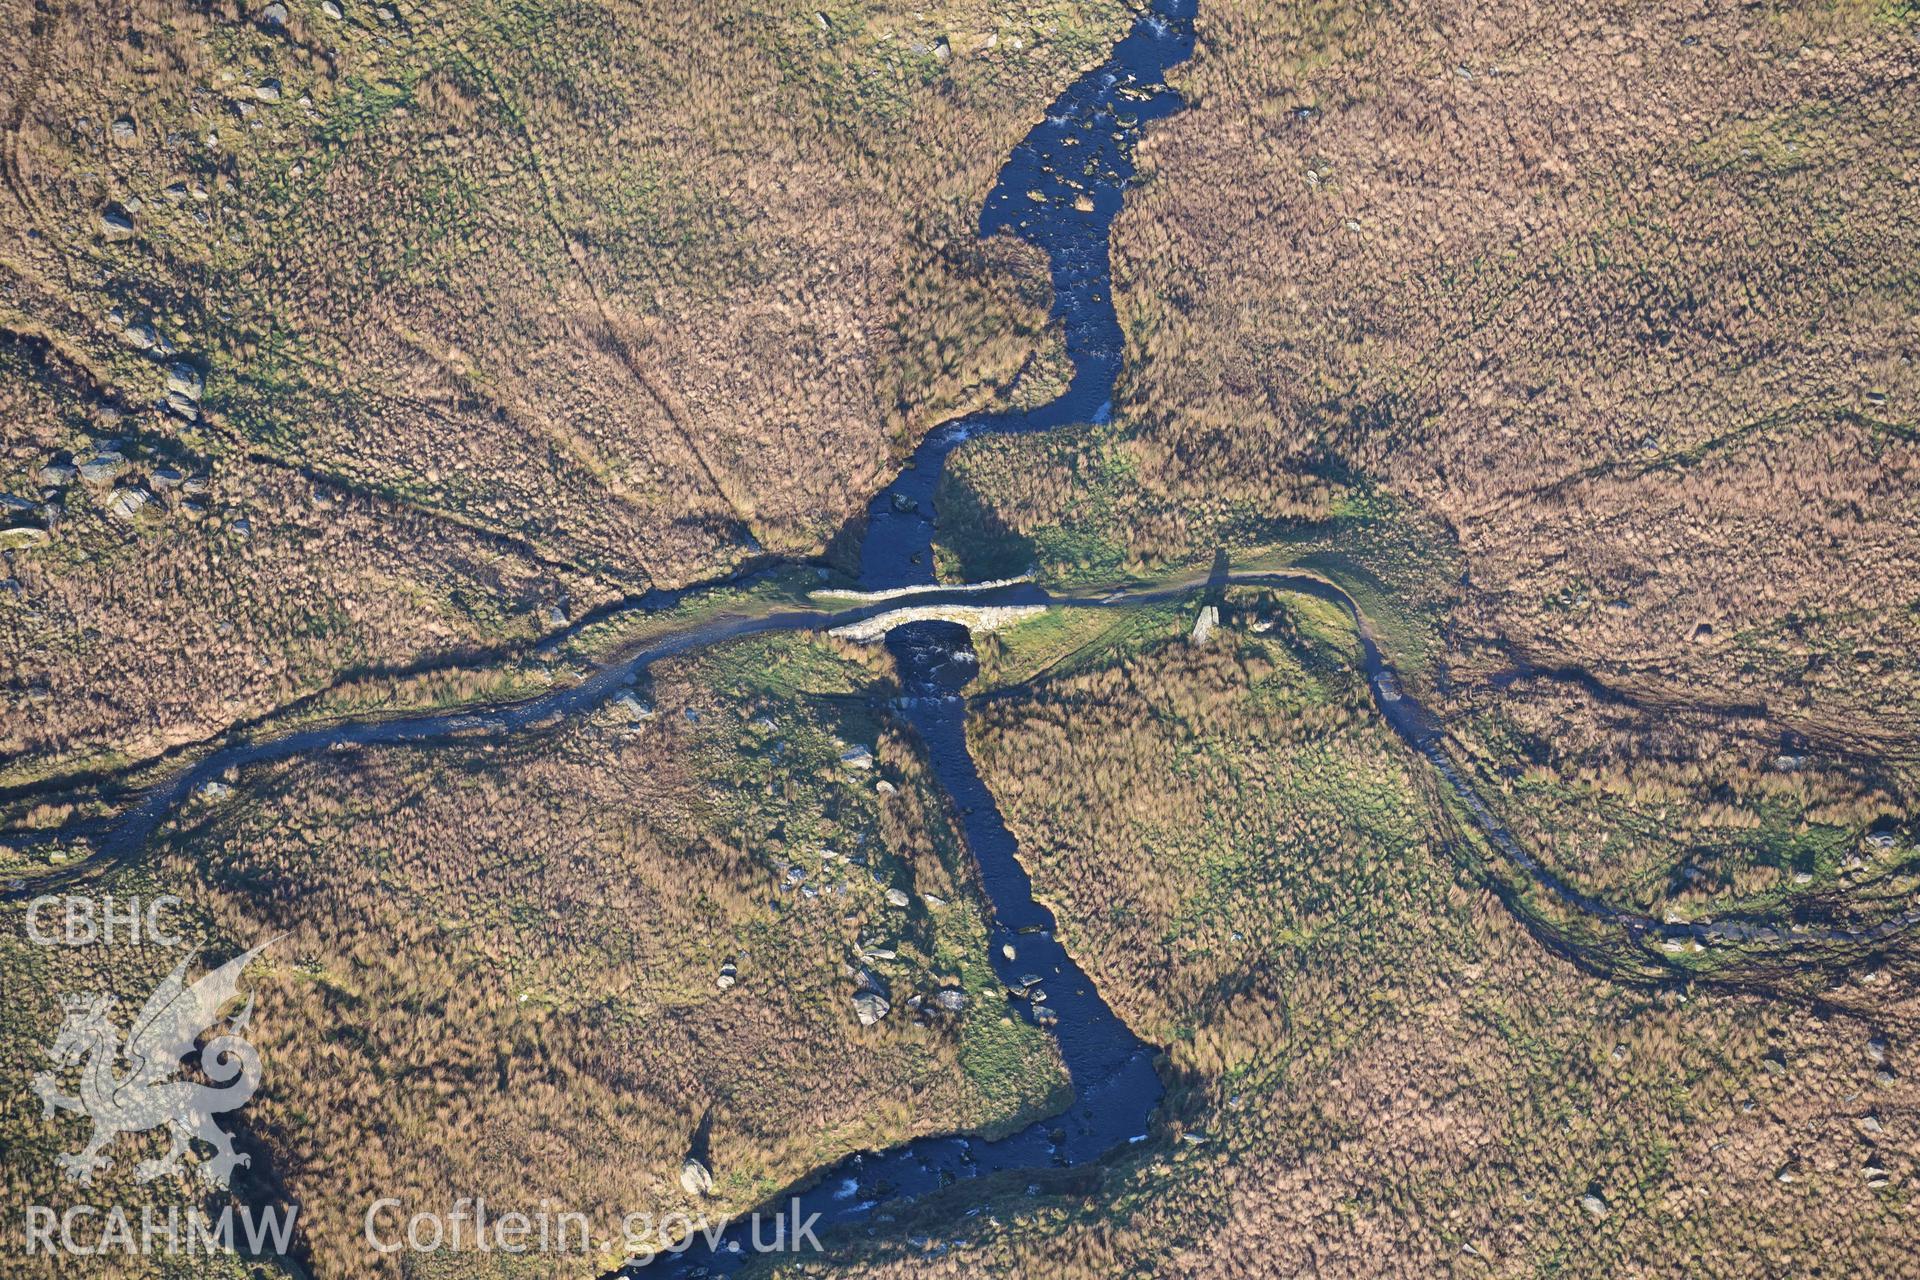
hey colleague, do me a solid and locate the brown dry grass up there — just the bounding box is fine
[0,0,1133,779]
[768,599,1920,1279]
[938,0,1920,747]
[0,632,1065,1278]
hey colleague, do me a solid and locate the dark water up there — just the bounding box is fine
[622,625,1166,1274]
[31,0,1886,1267]
[856,0,1197,589]
[631,2,1197,1272]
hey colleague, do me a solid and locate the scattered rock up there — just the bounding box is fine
[932,35,951,62]
[933,988,967,1013]
[150,466,185,491]
[100,205,136,238]
[716,958,737,990]
[321,0,342,15]
[840,744,874,770]
[885,887,911,909]
[1190,605,1218,644]
[166,362,204,400]
[1761,1048,1788,1076]
[1868,1035,1889,1065]
[0,525,49,548]
[853,990,891,1026]
[105,486,151,520]
[37,459,77,487]
[258,0,288,26]
[122,320,156,349]
[611,692,655,723]
[255,79,283,103]
[1032,1005,1059,1027]
[77,452,128,485]
[678,1157,713,1197]
[196,779,232,802]
[1578,1191,1610,1220]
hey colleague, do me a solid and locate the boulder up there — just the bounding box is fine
[166,362,204,400]
[37,459,77,487]
[611,692,655,724]
[853,991,891,1026]
[77,452,128,485]
[840,745,874,770]
[105,487,151,520]
[885,887,911,909]
[678,1157,713,1197]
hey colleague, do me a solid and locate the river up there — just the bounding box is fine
[14,0,1910,1269]
[632,1,1198,1270]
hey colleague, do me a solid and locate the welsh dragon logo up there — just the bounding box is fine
[30,941,276,1189]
